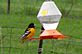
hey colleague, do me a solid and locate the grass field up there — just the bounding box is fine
[0,0,82,54]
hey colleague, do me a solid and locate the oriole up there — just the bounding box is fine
[21,23,35,43]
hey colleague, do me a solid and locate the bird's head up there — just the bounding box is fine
[28,23,35,28]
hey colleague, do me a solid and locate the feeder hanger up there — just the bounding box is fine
[45,0,52,1]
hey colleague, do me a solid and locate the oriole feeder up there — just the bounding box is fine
[37,0,67,54]
[37,0,65,40]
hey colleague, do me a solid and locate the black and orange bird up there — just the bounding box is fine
[21,23,35,43]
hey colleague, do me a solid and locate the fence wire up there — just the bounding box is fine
[0,27,82,54]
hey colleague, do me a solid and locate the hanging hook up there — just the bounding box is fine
[45,0,52,1]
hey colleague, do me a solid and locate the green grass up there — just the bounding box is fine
[58,18,82,38]
[0,0,82,54]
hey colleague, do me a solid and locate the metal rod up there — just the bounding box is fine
[38,26,44,54]
[38,40,43,54]
[7,0,10,14]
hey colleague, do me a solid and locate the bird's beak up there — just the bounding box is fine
[34,24,36,27]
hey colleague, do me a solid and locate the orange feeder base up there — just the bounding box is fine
[40,30,66,40]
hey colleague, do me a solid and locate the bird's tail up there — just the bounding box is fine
[20,36,25,43]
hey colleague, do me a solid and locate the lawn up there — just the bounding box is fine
[0,0,82,54]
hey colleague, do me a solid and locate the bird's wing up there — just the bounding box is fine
[24,28,28,33]
[21,31,31,39]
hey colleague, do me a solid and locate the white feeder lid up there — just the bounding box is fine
[37,1,62,30]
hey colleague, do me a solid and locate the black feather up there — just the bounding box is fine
[25,23,35,33]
